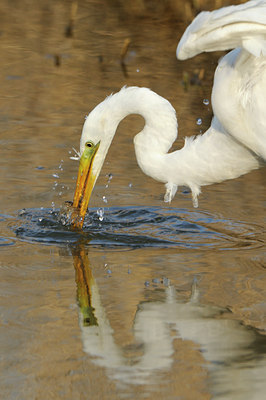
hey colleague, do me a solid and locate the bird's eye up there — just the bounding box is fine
[85,141,94,148]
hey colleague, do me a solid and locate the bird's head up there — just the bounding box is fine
[71,100,115,229]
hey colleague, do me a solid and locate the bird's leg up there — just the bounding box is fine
[191,185,200,208]
[164,182,178,203]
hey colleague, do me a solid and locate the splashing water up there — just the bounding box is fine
[58,160,64,171]
[11,206,263,250]
[196,118,202,125]
[97,207,104,221]
[105,173,113,188]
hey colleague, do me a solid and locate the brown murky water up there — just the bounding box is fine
[1,1,265,399]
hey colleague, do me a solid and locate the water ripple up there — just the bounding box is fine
[8,206,263,250]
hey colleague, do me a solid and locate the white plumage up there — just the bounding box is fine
[177,0,266,58]
[177,0,266,161]
[77,0,265,209]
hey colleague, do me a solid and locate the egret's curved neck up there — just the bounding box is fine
[81,87,260,206]
[80,87,178,189]
[99,87,178,153]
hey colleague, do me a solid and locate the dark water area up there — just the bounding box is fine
[6,206,264,251]
[0,1,265,399]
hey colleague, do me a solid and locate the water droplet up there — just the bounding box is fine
[136,68,140,72]
[107,269,112,275]
[163,277,170,287]
[52,173,59,178]
[97,207,104,221]
[102,196,108,203]
[203,99,209,105]
[54,182,58,187]
[196,118,202,125]
[38,218,43,222]
[128,183,132,188]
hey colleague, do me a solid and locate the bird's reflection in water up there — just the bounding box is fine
[71,245,98,327]
[71,244,266,398]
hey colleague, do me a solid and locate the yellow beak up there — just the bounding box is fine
[71,141,100,229]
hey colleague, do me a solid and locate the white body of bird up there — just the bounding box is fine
[74,0,265,215]
[177,0,266,161]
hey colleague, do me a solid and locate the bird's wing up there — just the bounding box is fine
[177,0,266,59]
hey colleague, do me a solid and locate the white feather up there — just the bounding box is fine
[177,0,266,59]
[79,0,265,207]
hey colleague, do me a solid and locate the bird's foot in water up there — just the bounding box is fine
[164,183,178,203]
[164,182,201,208]
[191,186,201,208]
[192,193,199,208]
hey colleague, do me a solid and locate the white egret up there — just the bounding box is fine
[72,0,265,228]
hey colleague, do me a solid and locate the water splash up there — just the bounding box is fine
[11,206,263,250]
[196,118,202,126]
[58,160,64,171]
[97,207,104,222]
